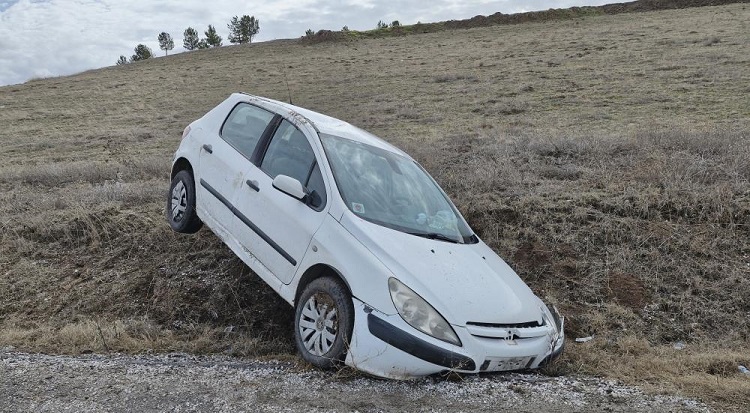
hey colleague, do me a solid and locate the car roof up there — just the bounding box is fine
[237,93,411,159]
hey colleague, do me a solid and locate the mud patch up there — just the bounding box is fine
[607,272,650,311]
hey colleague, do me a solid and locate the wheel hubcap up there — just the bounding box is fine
[171,181,187,221]
[299,293,338,356]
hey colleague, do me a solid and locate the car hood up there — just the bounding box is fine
[340,212,543,326]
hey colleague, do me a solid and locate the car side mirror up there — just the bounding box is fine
[307,189,322,208]
[272,174,307,201]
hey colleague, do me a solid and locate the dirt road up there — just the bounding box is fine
[0,350,710,412]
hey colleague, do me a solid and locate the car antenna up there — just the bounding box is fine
[284,75,293,105]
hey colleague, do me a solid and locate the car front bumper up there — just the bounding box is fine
[345,298,564,379]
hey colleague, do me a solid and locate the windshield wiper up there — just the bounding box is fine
[407,231,460,243]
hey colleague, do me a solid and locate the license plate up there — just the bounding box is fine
[483,356,532,372]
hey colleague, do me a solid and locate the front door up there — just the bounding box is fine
[232,119,329,284]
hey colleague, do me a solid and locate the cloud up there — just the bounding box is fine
[0,0,614,86]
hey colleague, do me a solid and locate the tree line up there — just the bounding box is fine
[116,15,260,65]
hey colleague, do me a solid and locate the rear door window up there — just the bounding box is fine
[220,103,275,159]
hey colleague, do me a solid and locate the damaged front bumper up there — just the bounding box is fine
[345,298,565,379]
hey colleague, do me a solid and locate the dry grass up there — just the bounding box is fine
[554,336,750,406]
[0,3,748,411]
[0,317,292,358]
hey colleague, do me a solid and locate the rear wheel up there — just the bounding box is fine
[294,277,354,368]
[167,170,203,234]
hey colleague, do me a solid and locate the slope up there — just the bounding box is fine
[0,2,748,410]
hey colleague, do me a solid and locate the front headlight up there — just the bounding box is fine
[388,278,461,346]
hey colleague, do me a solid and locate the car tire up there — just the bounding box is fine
[167,170,203,234]
[294,277,354,369]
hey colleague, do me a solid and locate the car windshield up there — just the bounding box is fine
[320,134,476,244]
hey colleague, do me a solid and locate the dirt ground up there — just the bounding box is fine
[0,350,710,413]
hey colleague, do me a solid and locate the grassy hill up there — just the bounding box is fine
[1,1,748,410]
[303,0,750,41]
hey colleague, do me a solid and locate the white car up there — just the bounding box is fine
[167,93,564,379]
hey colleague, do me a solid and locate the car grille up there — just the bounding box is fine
[465,320,548,340]
[466,320,544,329]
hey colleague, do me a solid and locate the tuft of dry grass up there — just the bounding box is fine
[556,336,750,407]
[0,156,167,187]
[0,2,748,411]
[0,318,289,357]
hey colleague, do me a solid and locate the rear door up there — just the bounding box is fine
[231,119,329,284]
[197,102,275,234]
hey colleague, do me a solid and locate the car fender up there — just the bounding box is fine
[279,213,397,316]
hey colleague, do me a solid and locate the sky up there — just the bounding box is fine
[0,0,615,86]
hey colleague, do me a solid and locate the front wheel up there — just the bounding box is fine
[166,170,203,234]
[294,277,354,369]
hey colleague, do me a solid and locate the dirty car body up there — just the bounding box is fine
[167,93,564,379]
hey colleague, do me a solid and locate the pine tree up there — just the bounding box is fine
[130,44,153,62]
[157,32,174,56]
[115,55,128,65]
[183,27,200,50]
[228,15,260,44]
[197,39,209,49]
[205,25,222,47]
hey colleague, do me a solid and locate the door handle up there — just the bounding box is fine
[202,144,213,154]
[246,180,260,192]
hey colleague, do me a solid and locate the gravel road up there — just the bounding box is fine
[0,350,710,412]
